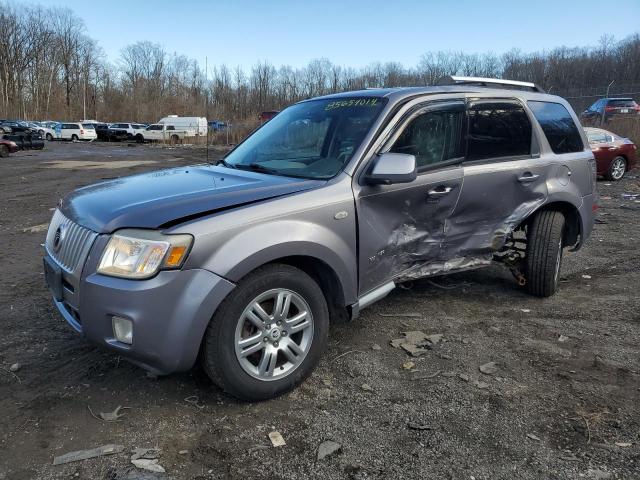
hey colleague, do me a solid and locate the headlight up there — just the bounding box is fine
[97,229,193,279]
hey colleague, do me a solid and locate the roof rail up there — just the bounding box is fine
[437,76,545,93]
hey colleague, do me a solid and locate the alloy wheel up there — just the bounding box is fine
[611,157,626,180]
[234,288,313,381]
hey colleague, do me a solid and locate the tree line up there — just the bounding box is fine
[1,1,639,123]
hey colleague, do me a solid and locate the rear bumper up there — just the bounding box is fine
[49,258,236,374]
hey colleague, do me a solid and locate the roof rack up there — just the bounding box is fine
[437,76,545,93]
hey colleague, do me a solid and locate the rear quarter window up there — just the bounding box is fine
[527,101,584,154]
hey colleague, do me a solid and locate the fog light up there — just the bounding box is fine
[112,316,133,344]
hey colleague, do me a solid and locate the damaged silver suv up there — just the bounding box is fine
[44,77,596,400]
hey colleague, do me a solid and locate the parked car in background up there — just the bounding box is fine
[2,126,45,151]
[208,120,228,132]
[135,124,188,144]
[27,121,57,141]
[258,111,279,123]
[59,123,97,141]
[0,138,19,157]
[584,127,637,180]
[109,123,147,139]
[96,124,129,142]
[0,120,24,134]
[581,98,640,124]
[158,116,207,136]
[44,77,596,400]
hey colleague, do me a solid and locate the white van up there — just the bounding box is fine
[157,116,207,136]
[59,123,97,141]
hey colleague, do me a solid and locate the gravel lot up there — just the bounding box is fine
[0,141,638,480]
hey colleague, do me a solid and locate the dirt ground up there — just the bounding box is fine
[0,141,638,480]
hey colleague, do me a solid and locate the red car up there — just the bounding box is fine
[0,138,19,157]
[584,127,637,181]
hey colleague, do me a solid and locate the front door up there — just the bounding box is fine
[356,101,466,295]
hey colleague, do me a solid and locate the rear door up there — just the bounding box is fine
[356,100,466,294]
[446,99,550,257]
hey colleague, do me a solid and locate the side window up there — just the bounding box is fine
[466,102,532,160]
[390,107,464,169]
[167,125,175,131]
[527,101,584,154]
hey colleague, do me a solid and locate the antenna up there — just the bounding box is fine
[205,56,210,164]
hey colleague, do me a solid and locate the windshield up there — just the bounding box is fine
[224,97,387,179]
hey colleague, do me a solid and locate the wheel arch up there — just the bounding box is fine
[521,200,582,249]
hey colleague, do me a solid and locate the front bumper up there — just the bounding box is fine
[46,250,235,374]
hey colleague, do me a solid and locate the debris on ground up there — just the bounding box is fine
[22,223,48,233]
[99,405,129,422]
[360,383,373,392]
[268,431,286,447]
[402,361,416,370]
[52,444,124,465]
[582,274,592,279]
[131,459,165,473]
[458,373,470,382]
[178,450,188,455]
[131,448,161,461]
[371,344,382,351]
[390,331,443,357]
[9,363,21,372]
[184,395,205,409]
[558,335,570,342]
[474,381,490,390]
[622,193,639,200]
[527,433,541,441]
[317,440,342,460]
[379,312,423,318]
[520,309,531,313]
[407,422,433,431]
[615,442,632,447]
[479,362,499,375]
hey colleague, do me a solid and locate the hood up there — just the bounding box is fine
[60,164,324,233]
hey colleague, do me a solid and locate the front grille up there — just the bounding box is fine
[45,209,98,273]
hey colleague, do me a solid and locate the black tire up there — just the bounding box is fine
[201,264,329,401]
[525,210,565,297]
[0,145,8,158]
[170,134,179,145]
[135,134,144,143]
[605,156,626,181]
[71,134,78,141]
[46,133,53,141]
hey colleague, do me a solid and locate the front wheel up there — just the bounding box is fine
[46,133,53,141]
[71,134,78,141]
[0,145,8,158]
[525,210,565,297]
[201,264,329,400]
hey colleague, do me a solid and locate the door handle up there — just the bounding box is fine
[427,186,453,196]
[517,173,540,183]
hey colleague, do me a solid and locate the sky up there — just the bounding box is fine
[22,0,640,71]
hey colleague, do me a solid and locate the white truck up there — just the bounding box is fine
[158,116,207,136]
[135,124,189,144]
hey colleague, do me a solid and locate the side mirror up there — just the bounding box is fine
[365,152,417,185]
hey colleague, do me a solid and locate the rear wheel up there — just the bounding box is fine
[0,145,8,158]
[201,264,329,401]
[525,210,565,297]
[135,134,144,143]
[170,134,179,145]
[46,133,53,141]
[606,156,626,181]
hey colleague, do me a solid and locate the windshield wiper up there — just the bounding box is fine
[217,159,236,169]
[234,163,281,175]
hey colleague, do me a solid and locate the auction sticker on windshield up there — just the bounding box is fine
[325,98,380,110]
